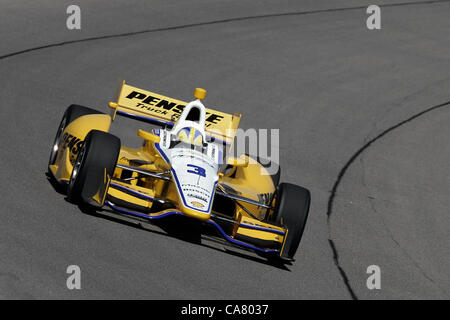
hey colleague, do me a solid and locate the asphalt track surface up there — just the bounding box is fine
[0,0,449,299]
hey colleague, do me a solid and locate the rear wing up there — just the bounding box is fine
[109,81,241,145]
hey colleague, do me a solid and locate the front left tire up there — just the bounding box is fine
[67,130,120,204]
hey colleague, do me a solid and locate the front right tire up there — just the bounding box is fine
[272,183,311,260]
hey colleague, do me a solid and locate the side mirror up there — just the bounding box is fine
[137,129,161,143]
[226,156,249,167]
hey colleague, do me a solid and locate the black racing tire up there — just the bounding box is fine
[245,154,281,187]
[272,183,310,260]
[67,130,120,204]
[48,104,104,171]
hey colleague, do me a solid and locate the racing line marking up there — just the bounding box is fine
[326,100,450,300]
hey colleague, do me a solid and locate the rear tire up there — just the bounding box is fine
[272,183,310,260]
[67,130,120,204]
[48,104,103,171]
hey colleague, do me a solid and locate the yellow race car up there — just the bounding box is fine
[47,81,310,263]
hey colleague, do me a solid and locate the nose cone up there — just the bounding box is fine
[170,153,218,221]
[180,206,212,221]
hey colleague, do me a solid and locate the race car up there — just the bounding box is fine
[47,81,310,263]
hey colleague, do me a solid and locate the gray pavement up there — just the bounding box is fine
[0,0,449,299]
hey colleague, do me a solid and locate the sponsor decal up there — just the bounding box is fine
[257,193,273,205]
[187,164,206,177]
[241,219,278,231]
[61,132,83,162]
[125,90,224,127]
[190,201,205,208]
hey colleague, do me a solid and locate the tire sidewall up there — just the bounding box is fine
[67,130,120,203]
[274,183,311,259]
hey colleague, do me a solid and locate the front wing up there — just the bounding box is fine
[100,177,289,259]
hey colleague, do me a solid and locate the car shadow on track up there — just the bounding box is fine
[45,172,291,271]
[83,205,291,271]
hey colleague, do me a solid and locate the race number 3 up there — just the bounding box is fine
[187,164,206,177]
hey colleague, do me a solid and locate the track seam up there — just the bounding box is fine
[1,0,449,61]
[326,100,450,299]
